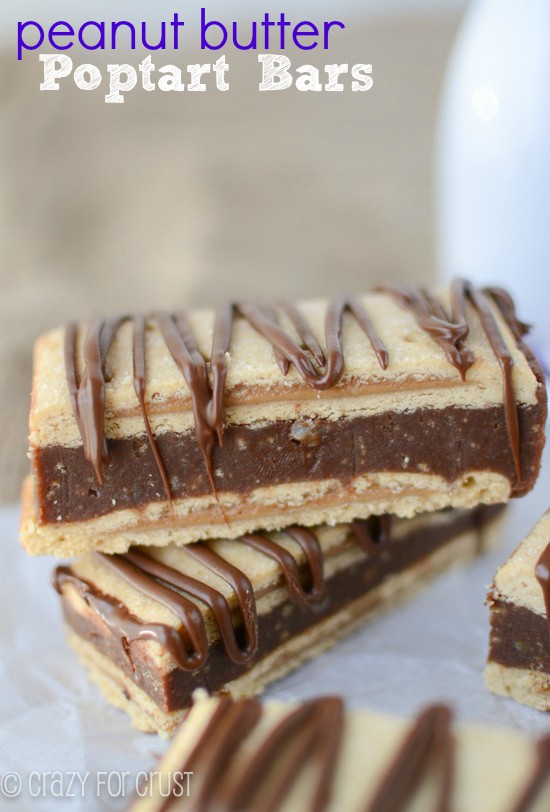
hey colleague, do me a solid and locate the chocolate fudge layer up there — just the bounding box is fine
[22,282,546,556]
[129,694,550,812]
[486,509,550,711]
[54,505,504,736]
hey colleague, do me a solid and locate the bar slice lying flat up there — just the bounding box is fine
[128,693,550,812]
[53,505,503,736]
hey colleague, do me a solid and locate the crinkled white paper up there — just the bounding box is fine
[1,440,550,811]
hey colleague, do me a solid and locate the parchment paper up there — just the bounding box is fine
[1,438,549,810]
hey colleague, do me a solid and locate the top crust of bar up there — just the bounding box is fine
[493,509,550,616]
[64,509,455,635]
[131,694,550,812]
[29,292,542,448]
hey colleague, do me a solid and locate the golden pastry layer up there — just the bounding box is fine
[486,509,550,712]
[53,505,504,736]
[129,693,550,812]
[23,283,546,555]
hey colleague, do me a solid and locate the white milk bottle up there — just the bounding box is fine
[437,0,550,367]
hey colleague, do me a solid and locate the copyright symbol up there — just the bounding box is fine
[0,772,22,797]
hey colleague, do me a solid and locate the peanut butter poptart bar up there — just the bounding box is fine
[53,505,504,736]
[23,280,545,557]
[486,509,550,711]
[129,693,550,812]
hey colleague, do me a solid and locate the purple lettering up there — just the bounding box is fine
[170,13,185,49]
[232,21,256,51]
[78,21,105,50]
[324,21,345,49]
[201,8,227,50]
[141,21,166,51]
[48,21,75,51]
[278,13,291,49]
[17,20,44,60]
[111,20,136,51]
[261,13,275,49]
[292,22,319,50]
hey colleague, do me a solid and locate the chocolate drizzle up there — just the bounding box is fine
[155,697,550,812]
[63,296,388,500]
[52,566,201,671]
[535,542,550,642]
[64,322,80,440]
[154,310,230,500]
[158,698,263,812]
[507,735,550,812]
[378,282,473,380]
[52,519,389,672]
[383,280,524,481]
[222,697,343,812]
[351,516,392,555]
[64,317,123,485]
[238,294,389,389]
[484,287,531,343]
[161,696,344,812]
[132,315,173,506]
[464,282,522,481]
[240,528,325,608]
[364,704,454,812]
[62,282,532,501]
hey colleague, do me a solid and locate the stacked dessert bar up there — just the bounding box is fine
[20,281,547,735]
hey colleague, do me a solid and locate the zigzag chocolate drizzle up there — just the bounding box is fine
[63,281,527,494]
[52,520,387,672]
[52,566,202,671]
[64,322,80,439]
[159,696,344,812]
[99,550,257,668]
[464,282,522,481]
[383,279,524,481]
[257,302,293,376]
[240,528,325,608]
[378,281,474,380]
[64,316,128,484]
[222,697,344,812]
[132,314,174,506]
[508,734,550,812]
[364,703,454,812]
[154,310,230,501]
[63,296,388,493]
[157,697,550,812]
[483,286,531,342]
[158,698,264,812]
[367,704,550,812]
[352,515,392,554]
[238,294,389,388]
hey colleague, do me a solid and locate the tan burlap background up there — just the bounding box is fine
[0,14,460,504]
